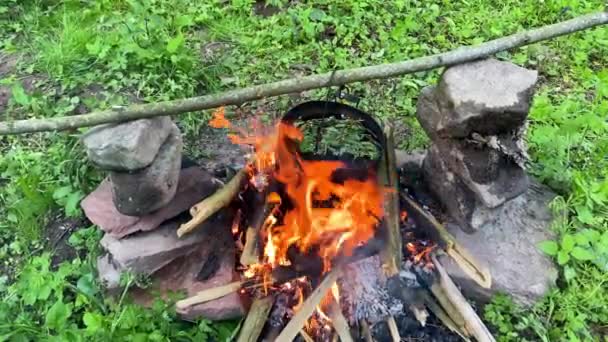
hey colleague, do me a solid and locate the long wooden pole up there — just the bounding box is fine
[1,11,607,135]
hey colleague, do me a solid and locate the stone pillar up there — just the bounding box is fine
[415,58,558,306]
[417,58,537,233]
[82,116,183,216]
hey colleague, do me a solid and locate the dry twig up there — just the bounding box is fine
[175,281,244,311]
[177,168,247,237]
[275,267,342,342]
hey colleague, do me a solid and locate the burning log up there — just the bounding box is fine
[401,194,492,289]
[378,124,402,276]
[240,191,270,266]
[378,124,436,335]
[275,267,342,342]
[177,168,247,237]
[236,296,274,342]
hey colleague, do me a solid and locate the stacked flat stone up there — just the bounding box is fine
[417,58,537,233]
[81,117,245,320]
[82,116,182,216]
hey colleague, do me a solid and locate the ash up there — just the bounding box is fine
[338,255,403,325]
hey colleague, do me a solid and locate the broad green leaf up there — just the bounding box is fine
[564,266,577,282]
[582,229,601,242]
[538,241,559,256]
[52,186,72,201]
[166,34,184,53]
[557,250,570,265]
[561,234,576,252]
[574,232,590,247]
[309,8,326,21]
[83,312,103,332]
[600,231,608,249]
[65,191,83,217]
[571,247,595,261]
[174,14,193,28]
[46,300,72,330]
[77,273,98,297]
[575,205,595,225]
[11,83,30,106]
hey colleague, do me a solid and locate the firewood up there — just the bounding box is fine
[360,320,374,342]
[275,267,342,342]
[378,124,402,276]
[175,280,245,311]
[236,296,274,342]
[409,303,429,327]
[240,191,269,266]
[177,168,247,237]
[432,256,496,342]
[377,125,402,342]
[400,194,492,289]
[299,330,314,342]
[385,316,401,342]
[328,300,355,342]
[420,291,471,341]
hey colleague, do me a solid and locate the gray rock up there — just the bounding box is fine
[82,167,222,238]
[82,116,173,171]
[422,145,484,233]
[99,219,209,279]
[395,149,426,173]
[417,59,538,138]
[434,139,528,208]
[439,180,558,306]
[97,254,122,290]
[110,124,182,216]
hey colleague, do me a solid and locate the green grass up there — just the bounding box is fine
[0,0,607,340]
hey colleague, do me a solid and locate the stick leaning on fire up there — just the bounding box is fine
[174,119,495,341]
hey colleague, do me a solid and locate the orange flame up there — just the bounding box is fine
[211,106,385,277]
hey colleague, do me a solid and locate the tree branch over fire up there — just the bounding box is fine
[1,11,607,135]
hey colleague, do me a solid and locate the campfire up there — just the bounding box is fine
[173,101,495,342]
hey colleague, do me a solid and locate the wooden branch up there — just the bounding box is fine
[236,296,274,342]
[432,256,496,342]
[400,194,492,289]
[379,123,402,276]
[378,126,402,342]
[299,330,315,342]
[177,168,247,237]
[176,281,244,311]
[421,291,471,341]
[275,267,342,342]
[409,303,429,327]
[386,317,401,342]
[360,320,374,342]
[240,192,269,266]
[328,300,355,342]
[2,11,607,135]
